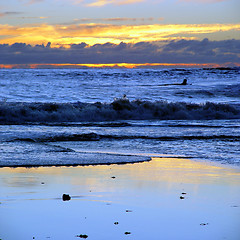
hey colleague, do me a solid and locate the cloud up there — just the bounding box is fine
[0,39,239,65]
[73,17,156,22]
[85,0,143,7]
[178,0,226,3]
[19,16,49,19]
[71,0,226,6]
[0,12,22,18]
[20,0,45,4]
[1,23,239,47]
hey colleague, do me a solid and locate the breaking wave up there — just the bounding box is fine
[0,99,240,123]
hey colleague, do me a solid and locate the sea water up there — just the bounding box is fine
[0,68,239,167]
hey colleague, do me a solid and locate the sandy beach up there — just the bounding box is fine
[0,157,240,240]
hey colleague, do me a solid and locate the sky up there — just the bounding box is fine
[0,0,240,68]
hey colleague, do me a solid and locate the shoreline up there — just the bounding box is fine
[0,157,240,240]
[1,154,239,170]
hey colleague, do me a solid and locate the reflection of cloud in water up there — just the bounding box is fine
[3,176,39,188]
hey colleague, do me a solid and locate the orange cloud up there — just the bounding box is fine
[0,23,239,47]
[86,0,143,7]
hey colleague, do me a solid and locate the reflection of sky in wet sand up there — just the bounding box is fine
[0,158,240,240]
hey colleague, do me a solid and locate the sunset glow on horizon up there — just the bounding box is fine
[1,62,239,69]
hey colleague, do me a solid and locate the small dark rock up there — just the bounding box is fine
[180,196,185,199]
[114,222,119,225]
[181,192,187,195]
[76,234,88,239]
[126,210,132,212]
[41,182,45,184]
[125,232,131,235]
[111,176,116,179]
[62,194,71,201]
[200,223,209,226]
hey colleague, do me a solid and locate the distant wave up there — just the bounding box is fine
[13,132,240,143]
[0,99,240,123]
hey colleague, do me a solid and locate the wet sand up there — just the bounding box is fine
[0,158,240,240]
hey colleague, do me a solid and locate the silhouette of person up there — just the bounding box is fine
[181,79,187,85]
[160,79,188,86]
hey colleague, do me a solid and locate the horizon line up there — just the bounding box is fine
[1,62,239,69]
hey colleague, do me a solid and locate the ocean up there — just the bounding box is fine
[0,67,239,167]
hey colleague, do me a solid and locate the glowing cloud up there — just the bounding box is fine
[0,23,239,47]
[86,0,143,7]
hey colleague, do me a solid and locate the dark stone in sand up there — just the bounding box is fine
[76,234,88,238]
[181,192,187,195]
[41,182,45,184]
[180,196,185,199]
[125,232,131,235]
[111,176,116,179]
[62,194,71,201]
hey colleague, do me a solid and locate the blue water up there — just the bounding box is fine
[0,67,239,166]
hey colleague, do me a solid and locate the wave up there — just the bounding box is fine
[0,151,151,167]
[0,99,240,123]
[175,84,240,99]
[13,132,240,143]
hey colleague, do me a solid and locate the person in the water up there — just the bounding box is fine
[160,79,188,86]
[181,79,187,85]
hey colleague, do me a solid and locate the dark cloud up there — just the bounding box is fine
[0,11,23,17]
[0,39,239,65]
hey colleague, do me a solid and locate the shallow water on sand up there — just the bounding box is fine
[0,158,240,240]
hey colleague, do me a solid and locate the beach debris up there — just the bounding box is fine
[200,223,209,226]
[111,176,116,179]
[125,232,131,235]
[126,210,132,212]
[180,196,185,199]
[181,192,187,195]
[62,194,71,201]
[114,222,119,225]
[76,234,88,238]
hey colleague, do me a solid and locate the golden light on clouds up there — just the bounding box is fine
[0,23,239,47]
[85,0,144,7]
